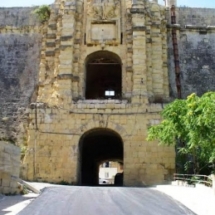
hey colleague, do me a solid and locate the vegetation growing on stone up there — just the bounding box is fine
[147,92,215,175]
[20,145,27,160]
[33,5,51,23]
[0,138,15,144]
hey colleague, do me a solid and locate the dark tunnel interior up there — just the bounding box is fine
[85,51,122,99]
[78,129,123,186]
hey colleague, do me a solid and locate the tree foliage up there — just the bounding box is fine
[33,5,51,23]
[147,92,215,174]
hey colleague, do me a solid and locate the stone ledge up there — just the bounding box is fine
[167,24,181,29]
[47,33,56,39]
[45,51,55,56]
[48,23,57,30]
[75,99,128,104]
[133,26,146,31]
[167,24,215,31]
[46,42,56,47]
[57,74,79,81]
[130,8,145,14]
[185,25,215,30]
[60,35,73,41]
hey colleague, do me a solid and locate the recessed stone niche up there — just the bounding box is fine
[86,0,121,44]
[86,20,120,44]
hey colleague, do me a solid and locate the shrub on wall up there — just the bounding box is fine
[33,5,51,23]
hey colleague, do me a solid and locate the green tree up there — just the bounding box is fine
[147,92,215,174]
[33,5,51,23]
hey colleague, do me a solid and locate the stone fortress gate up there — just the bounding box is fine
[23,0,177,186]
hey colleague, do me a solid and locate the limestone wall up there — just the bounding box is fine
[22,0,175,186]
[179,32,215,98]
[177,8,215,26]
[0,7,39,26]
[0,141,20,194]
[0,7,42,142]
[2,1,215,187]
[168,7,215,98]
[24,103,175,186]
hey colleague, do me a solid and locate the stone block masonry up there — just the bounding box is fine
[22,0,175,186]
[0,7,42,193]
[0,7,42,143]
[0,7,39,27]
[0,0,215,187]
[168,7,215,98]
[0,141,20,194]
[24,103,175,186]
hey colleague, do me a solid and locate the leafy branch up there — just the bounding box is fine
[33,5,51,23]
[147,92,215,174]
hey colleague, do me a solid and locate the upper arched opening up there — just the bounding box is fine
[85,51,122,100]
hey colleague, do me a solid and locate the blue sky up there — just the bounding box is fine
[0,0,214,8]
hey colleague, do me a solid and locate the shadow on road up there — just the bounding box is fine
[0,194,37,215]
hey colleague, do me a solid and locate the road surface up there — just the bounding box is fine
[18,186,195,215]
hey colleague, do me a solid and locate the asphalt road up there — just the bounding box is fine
[18,186,196,215]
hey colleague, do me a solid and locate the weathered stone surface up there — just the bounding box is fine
[178,8,215,26]
[0,141,20,194]
[0,33,42,142]
[168,7,215,99]
[21,0,174,186]
[179,33,215,98]
[0,1,215,187]
[0,7,40,27]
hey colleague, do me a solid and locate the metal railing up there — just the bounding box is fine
[173,173,213,187]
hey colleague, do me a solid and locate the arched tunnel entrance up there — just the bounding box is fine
[78,128,123,186]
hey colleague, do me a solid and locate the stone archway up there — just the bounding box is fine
[78,128,123,186]
[85,51,122,99]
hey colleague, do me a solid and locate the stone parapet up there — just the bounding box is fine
[177,7,215,26]
[0,7,40,27]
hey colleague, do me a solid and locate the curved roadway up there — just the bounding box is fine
[18,186,195,215]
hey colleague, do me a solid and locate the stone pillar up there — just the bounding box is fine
[37,1,77,107]
[74,0,84,99]
[130,0,147,103]
[150,2,165,100]
[57,0,77,105]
